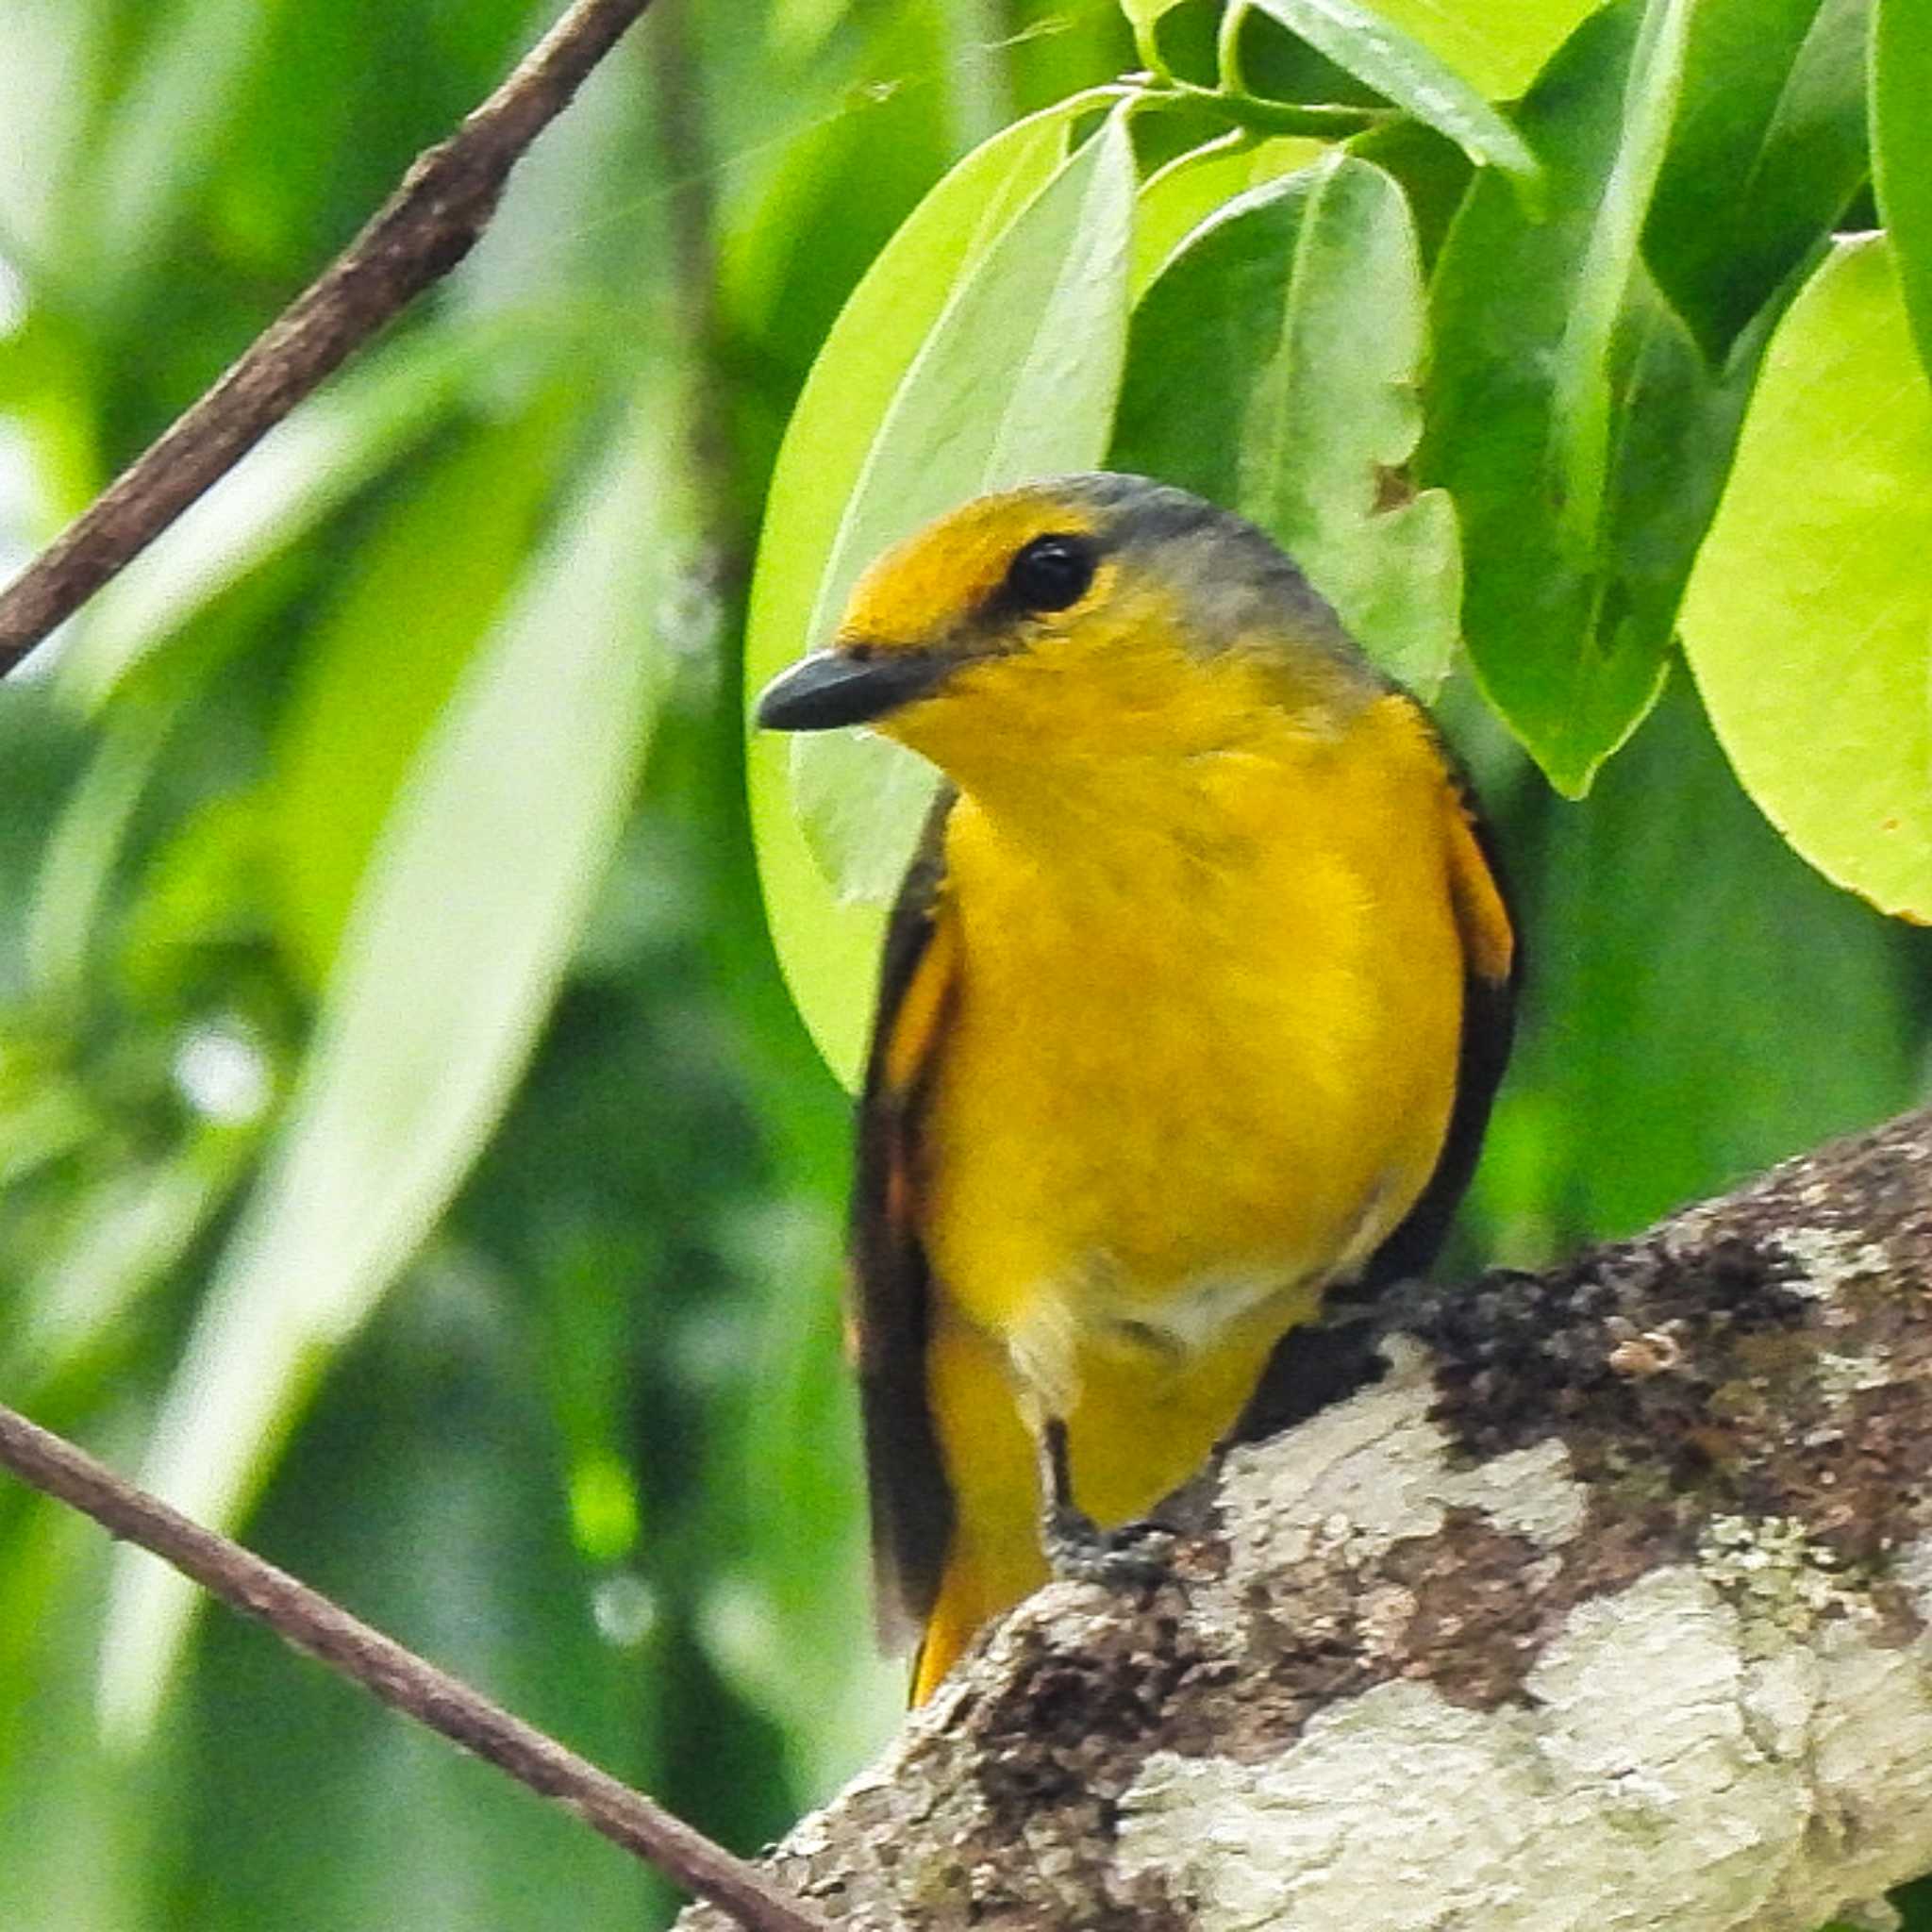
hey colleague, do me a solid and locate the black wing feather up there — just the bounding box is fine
[1359,771,1519,1289]
[850,787,958,1647]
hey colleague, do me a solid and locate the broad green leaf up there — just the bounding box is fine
[1247,0,1541,182]
[791,110,1137,891]
[0,0,108,274]
[99,397,679,1736]
[55,328,491,708]
[86,0,268,306]
[747,100,1135,1084]
[9,1155,239,1396]
[1504,675,1919,1242]
[769,0,855,58]
[1646,0,1869,361]
[1874,0,1932,388]
[1113,153,1457,691]
[1681,236,1932,921]
[1132,132,1324,296]
[175,1275,659,1932]
[1363,0,1598,99]
[1344,116,1474,270]
[1547,0,1691,561]
[1424,0,1756,794]
[270,398,572,989]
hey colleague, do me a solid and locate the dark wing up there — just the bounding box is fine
[1359,746,1520,1289]
[850,786,960,1648]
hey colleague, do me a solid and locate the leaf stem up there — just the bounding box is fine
[1216,0,1254,97]
[1155,78,1387,138]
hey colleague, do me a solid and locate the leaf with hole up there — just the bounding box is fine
[1114,152,1457,692]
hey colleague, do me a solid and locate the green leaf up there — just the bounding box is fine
[1874,0,1932,388]
[1132,132,1324,297]
[84,0,268,307]
[1645,0,1869,361]
[1113,153,1457,691]
[1247,0,1541,182]
[56,328,488,708]
[270,396,573,990]
[1680,235,1932,922]
[175,1274,659,1932]
[1503,675,1920,1243]
[1354,0,1598,99]
[746,99,1136,1084]
[99,397,680,1735]
[1424,0,1756,794]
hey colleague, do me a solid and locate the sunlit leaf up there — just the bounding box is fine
[1645,0,1868,361]
[1132,132,1323,296]
[1506,676,1919,1241]
[1114,153,1457,692]
[1681,236,1932,921]
[55,329,492,708]
[1247,0,1540,181]
[1424,0,1756,794]
[746,95,1133,1084]
[85,0,268,306]
[10,1156,238,1396]
[1119,0,1189,28]
[99,396,681,1735]
[791,108,1135,889]
[1874,0,1932,388]
[175,1272,659,1931]
[270,395,573,989]
[1357,0,1597,99]
[0,0,109,273]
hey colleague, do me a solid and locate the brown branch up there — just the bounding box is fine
[0,0,658,673]
[0,1401,832,1932]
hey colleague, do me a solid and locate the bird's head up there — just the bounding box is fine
[756,474,1383,794]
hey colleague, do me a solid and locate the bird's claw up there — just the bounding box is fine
[1041,1504,1177,1590]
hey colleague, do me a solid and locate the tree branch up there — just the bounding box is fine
[676,1109,1932,1932]
[0,1403,831,1932]
[0,0,658,673]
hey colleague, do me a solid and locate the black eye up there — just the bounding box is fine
[1004,534,1096,613]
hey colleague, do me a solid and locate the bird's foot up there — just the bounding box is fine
[1041,1502,1177,1589]
[1036,1416,1177,1590]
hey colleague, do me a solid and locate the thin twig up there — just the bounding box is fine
[0,0,658,673]
[0,1401,833,1932]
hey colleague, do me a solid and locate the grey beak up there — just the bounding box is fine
[755,648,948,731]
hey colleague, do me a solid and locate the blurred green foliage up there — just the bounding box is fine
[0,1,1927,1927]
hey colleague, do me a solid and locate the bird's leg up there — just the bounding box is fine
[1034,1415,1175,1588]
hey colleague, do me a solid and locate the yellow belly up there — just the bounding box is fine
[910,696,1466,1694]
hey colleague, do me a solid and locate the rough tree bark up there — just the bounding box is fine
[681,1108,1932,1932]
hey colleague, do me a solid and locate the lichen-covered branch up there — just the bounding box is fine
[680,1109,1932,1932]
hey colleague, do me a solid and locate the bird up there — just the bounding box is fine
[756,473,1517,1704]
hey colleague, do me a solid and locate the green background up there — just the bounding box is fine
[0,1,1926,1926]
